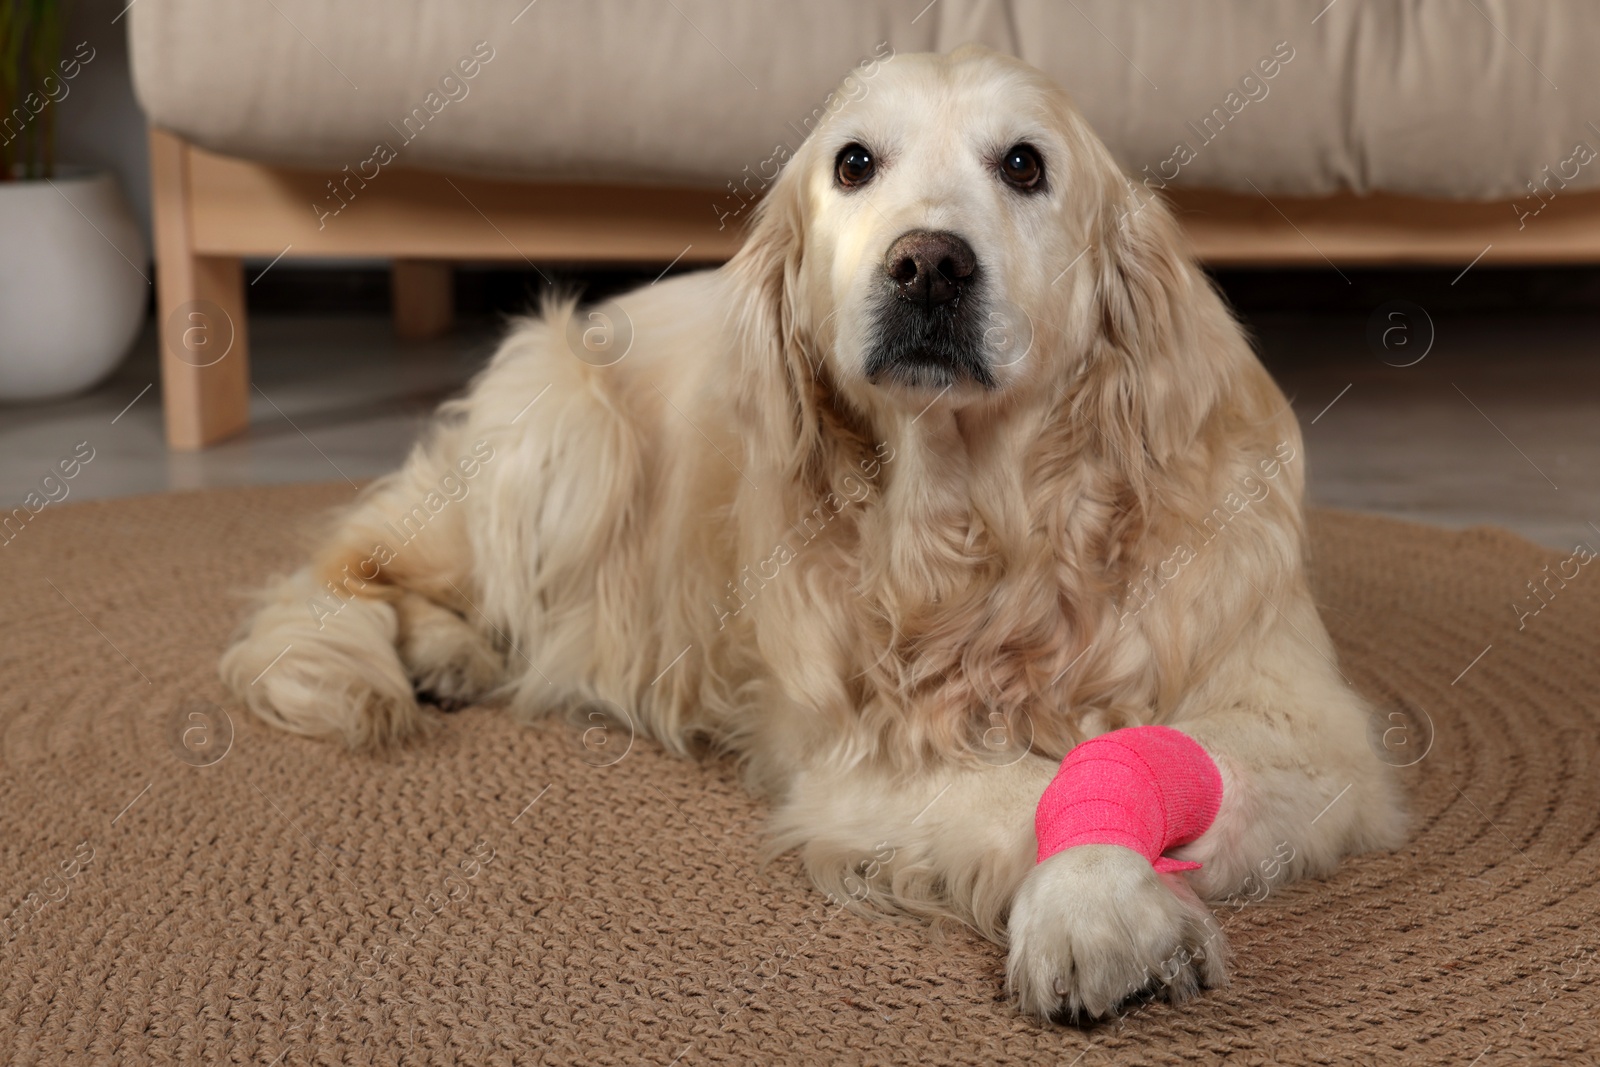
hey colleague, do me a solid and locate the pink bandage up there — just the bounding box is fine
[1034,725,1223,874]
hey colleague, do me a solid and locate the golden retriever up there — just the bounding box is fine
[223,45,1408,1022]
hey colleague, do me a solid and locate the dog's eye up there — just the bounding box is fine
[835,143,876,188]
[998,144,1044,191]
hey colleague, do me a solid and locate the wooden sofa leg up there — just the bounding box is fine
[391,259,454,340]
[149,127,252,450]
[157,256,250,450]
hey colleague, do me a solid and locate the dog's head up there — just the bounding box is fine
[803,47,1083,397]
[729,46,1225,485]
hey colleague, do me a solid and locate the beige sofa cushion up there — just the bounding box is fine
[130,0,1600,199]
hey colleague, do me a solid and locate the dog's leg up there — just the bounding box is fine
[772,754,1055,947]
[219,562,421,746]
[221,436,485,746]
[1006,629,1409,1022]
[778,748,1232,1022]
[776,638,1407,1023]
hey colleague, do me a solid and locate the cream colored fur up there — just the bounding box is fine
[222,47,1408,1023]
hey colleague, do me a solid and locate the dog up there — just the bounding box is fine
[223,45,1408,1022]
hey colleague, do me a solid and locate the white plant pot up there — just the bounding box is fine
[0,168,149,400]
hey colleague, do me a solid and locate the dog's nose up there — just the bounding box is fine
[885,231,977,308]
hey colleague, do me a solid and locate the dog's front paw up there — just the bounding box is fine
[398,604,505,712]
[1005,844,1228,1023]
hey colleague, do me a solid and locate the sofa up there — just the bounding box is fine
[129,0,1600,447]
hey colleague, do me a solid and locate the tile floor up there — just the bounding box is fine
[3,306,1596,550]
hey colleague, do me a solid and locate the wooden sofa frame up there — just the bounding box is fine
[150,126,1600,450]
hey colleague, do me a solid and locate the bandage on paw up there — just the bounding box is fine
[1034,725,1223,873]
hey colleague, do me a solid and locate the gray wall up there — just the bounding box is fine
[53,0,151,247]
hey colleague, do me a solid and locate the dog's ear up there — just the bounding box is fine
[725,157,823,484]
[1087,169,1235,471]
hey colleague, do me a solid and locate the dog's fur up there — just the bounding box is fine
[223,47,1408,1022]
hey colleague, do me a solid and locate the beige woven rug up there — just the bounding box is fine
[1,484,1596,1065]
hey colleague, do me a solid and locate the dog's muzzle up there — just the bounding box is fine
[863,229,996,390]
